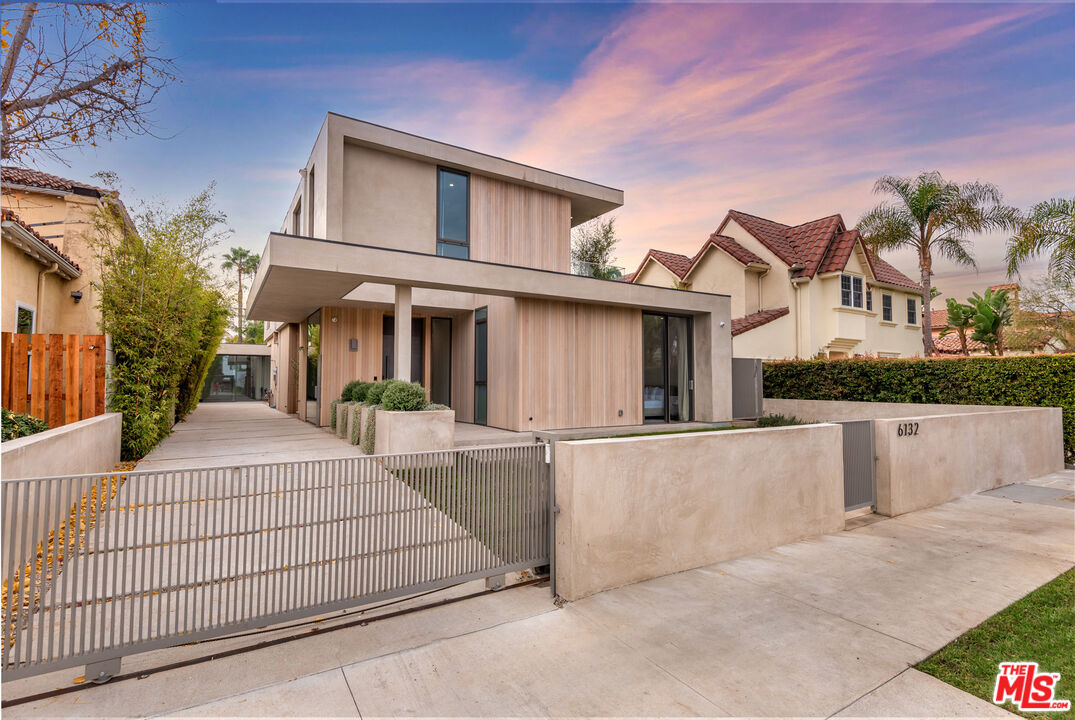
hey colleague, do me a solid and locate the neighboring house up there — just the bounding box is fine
[1,167,121,336]
[249,113,733,431]
[932,284,1060,355]
[630,210,924,359]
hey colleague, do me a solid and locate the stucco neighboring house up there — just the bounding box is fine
[248,113,733,431]
[1,167,122,336]
[630,210,924,359]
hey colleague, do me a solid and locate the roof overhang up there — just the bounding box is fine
[247,233,728,323]
[2,220,80,279]
[329,113,623,226]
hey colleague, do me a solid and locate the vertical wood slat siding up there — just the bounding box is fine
[469,175,571,273]
[515,299,642,430]
[0,332,107,427]
[317,307,382,427]
[451,311,474,424]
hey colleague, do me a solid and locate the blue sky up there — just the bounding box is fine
[28,2,1075,300]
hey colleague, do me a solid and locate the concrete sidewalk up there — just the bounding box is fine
[5,472,1072,718]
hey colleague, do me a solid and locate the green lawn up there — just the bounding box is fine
[917,568,1074,719]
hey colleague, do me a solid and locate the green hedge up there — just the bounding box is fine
[763,355,1075,463]
[2,409,49,442]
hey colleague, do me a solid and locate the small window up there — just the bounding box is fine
[866,290,873,312]
[437,168,469,259]
[292,201,301,235]
[882,294,893,322]
[15,304,34,334]
[841,275,863,308]
[907,297,917,325]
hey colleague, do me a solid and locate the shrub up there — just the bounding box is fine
[341,380,372,403]
[362,405,379,455]
[757,413,806,427]
[2,409,49,441]
[365,379,392,406]
[763,355,1075,463]
[350,404,363,445]
[381,381,428,412]
[329,399,339,430]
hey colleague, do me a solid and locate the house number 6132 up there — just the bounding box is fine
[897,422,919,437]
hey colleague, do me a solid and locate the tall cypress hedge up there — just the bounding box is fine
[763,355,1075,463]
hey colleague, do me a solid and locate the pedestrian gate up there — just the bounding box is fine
[1,444,549,682]
[731,358,764,420]
[837,420,876,511]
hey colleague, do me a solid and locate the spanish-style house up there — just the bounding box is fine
[1,168,122,336]
[629,210,924,359]
[248,113,733,431]
[932,284,1061,355]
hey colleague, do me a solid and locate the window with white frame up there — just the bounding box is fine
[15,303,34,334]
[866,290,873,312]
[840,275,864,308]
[907,297,917,325]
[882,293,893,322]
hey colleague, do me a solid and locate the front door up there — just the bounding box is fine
[305,310,321,424]
[382,316,425,381]
[474,307,488,425]
[642,312,693,423]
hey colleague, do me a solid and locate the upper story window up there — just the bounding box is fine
[866,290,873,312]
[292,200,301,235]
[882,293,893,322]
[907,297,917,325]
[437,168,469,259]
[840,274,864,309]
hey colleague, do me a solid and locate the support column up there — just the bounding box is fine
[394,285,412,381]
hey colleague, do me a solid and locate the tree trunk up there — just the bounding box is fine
[958,328,968,356]
[996,325,1004,356]
[237,270,244,341]
[919,245,935,356]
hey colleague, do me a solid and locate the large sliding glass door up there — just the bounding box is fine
[381,316,425,381]
[642,312,693,423]
[474,307,488,425]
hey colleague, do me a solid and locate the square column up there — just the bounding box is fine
[394,285,412,381]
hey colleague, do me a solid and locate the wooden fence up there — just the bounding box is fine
[1,333,106,428]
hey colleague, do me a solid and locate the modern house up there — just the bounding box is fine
[248,113,733,431]
[1,167,122,336]
[201,343,272,402]
[629,210,924,359]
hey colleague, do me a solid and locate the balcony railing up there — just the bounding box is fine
[571,260,627,280]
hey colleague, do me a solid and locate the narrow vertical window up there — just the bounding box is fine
[852,276,863,308]
[841,275,852,307]
[437,168,469,259]
[866,290,873,312]
[907,297,917,325]
[882,294,893,322]
[841,275,863,308]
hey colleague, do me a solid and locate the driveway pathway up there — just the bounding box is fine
[5,472,1072,718]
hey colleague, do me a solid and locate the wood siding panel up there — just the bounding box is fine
[30,334,45,419]
[318,306,382,426]
[516,299,642,431]
[485,297,517,430]
[469,175,571,273]
[452,311,474,423]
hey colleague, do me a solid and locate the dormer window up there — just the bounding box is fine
[841,274,864,309]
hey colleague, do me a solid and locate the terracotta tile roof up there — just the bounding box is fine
[933,333,985,353]
[989,283,1019,292]
[787,214,843,277]
[725,210,797,265]
[632,248,694,280]
[731,306,790,336]
[930,308,949,329]
[691,233,768,269]
[817,229,860,274]
[1,166,110,196]
[2,208,81,272]
[868,253,920,291]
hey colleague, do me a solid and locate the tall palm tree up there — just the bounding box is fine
[1006,196,1075,280]
[858,172,1017,356]
[221,247,260,341]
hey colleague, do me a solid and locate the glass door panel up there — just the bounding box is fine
[668,315,692,422]
[430,317,452,407]
[474,307,488,425]
[642,314,666,423]
[642,312,693,423]
[305,310,321,423]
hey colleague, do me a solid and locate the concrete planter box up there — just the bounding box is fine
[335,402,353,439]
[346,404,370,446]
[374,409,455,455]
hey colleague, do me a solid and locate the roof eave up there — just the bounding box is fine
[2,221,81,279]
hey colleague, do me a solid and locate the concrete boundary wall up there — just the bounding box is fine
[1,412,121,481]
[554,424,844,601]
[765,398,1064,517]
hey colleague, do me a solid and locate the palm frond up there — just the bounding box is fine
[857,204,915,251]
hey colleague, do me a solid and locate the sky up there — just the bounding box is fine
[27,1,1075,303]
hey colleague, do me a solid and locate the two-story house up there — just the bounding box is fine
[247,113,733,431]
[629,210,924,359]
[1,168,123,336]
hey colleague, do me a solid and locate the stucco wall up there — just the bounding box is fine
[1,412,121,480]
[764,398,1065,517]
[341,143,437,253]
[554,423,845,601]
[686,249,748,317]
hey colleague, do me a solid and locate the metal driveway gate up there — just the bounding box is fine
[731,358,763,420]
[837,420,875,511]
[1,444,549,682]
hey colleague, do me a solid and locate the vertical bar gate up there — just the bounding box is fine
[837,420,876,511]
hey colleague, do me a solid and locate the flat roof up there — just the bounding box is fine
[247,233,728,323]
[327,112,624,226]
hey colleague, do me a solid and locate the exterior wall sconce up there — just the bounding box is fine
[71,291,83,303]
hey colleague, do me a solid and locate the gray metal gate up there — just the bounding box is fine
[731,358,763,419]
[1,444,549,682]
[837,420,875,511]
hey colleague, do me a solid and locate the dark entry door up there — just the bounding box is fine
[430,317,452,406]
[382,316,424,381]
[474,307,488,425]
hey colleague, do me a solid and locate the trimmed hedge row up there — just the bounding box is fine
[763,355,1075,463]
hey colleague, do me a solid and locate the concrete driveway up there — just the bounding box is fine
[5,471,1072,718]
[137,402,361,470]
